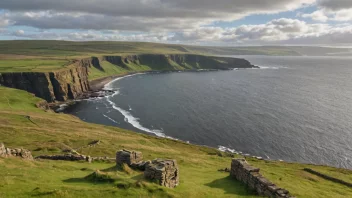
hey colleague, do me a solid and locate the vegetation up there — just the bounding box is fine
[0,40,352,197]
[0,40,350,73]
[0,87,352,197]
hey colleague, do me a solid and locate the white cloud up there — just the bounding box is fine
[170,18,352,45]
[301,10,328,22]
[302,0,352,22]
[5,17,352,45]
[0,15,10,27]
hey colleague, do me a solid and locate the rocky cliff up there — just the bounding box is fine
[0,54,255,102]
[102,54,255,71]
[0,64,90,102]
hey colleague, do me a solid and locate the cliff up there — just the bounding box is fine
[0,54,255,102]
[0,64,89,102]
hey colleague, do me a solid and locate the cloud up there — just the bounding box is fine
[317,0,352,10]
[7,30,171,42]
[302,0,352,22]
[301,10,328,22]
[170,18,352,45]
[0,0,315,18]
[0,15,10,27]
[5,17,351,45]
[0,0,315,31]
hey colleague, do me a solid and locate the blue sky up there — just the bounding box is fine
[0,0,351,45]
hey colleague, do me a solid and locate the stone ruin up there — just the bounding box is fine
[0,143,33,160]
[144,159,179,188]
[116,149,179,188]
[116,149,143,166]
[230,158,294,198]
[36,154,92,163]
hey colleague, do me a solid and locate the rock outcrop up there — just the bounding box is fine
[230,158,294,198]
[0,143,33,160]
[0,64,89,102]
[144,159,179,188]
[116,149,143,166]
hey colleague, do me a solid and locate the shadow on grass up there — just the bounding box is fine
[205,176,257,196]
[63,165,144,185]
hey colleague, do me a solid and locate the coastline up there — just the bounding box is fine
[62,67,275,162]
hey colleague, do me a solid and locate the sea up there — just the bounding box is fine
[67,55,352,169]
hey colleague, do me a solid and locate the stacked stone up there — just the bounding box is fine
[36,154,87,161]
[0,143,33,160]
[116,149,143,166]
[144,159,179,188]
[231,158,293,198]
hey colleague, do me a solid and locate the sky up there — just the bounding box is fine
[0,0,351,46]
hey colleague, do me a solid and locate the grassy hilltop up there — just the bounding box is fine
[0,41,352,197]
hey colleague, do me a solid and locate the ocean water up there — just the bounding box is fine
[67,56,352,169]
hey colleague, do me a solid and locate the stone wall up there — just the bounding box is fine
[36,154,92,162]
[304,168,352,188]
[230,158,293,198]
[0,143,33,160]
[116,149,143,166]
[144,159,179,188]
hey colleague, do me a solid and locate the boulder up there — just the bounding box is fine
[144,159,179,188]
[116,149,143,166]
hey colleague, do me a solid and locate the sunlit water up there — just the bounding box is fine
[67,56,352,169]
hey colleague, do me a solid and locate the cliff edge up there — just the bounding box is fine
[0,54,255,102]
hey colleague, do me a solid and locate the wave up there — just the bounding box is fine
[259,66,288,70]
[218,145,237,153]
[106,91,167,138]
[103,114,120,124]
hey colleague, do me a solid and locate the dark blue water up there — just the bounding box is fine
[68,56,352,169]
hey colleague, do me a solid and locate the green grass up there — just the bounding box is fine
[0,59,69,72]
[0,86,352,197]
[88,60,129,80]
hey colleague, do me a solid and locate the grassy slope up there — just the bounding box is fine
[1,87,352,198]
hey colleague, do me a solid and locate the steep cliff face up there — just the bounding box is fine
[103,54,254,70]
[0,65,89,102]
[0,54,255,102]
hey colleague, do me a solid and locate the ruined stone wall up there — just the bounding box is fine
[0,143,33,160]
[230,158,294,198]
[144,159,179,188]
